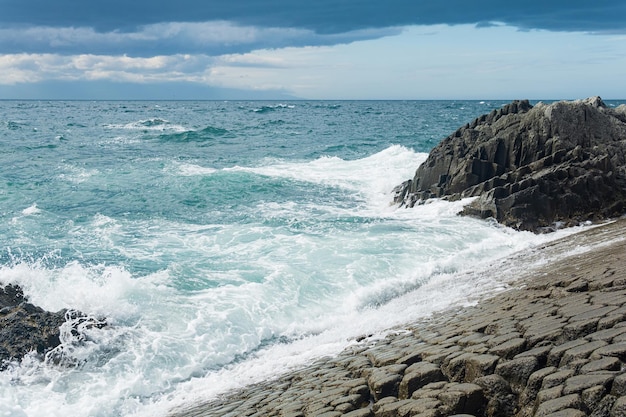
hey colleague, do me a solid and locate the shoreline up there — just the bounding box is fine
[169,219,626,417]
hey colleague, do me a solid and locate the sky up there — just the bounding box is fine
[0,1,625,100]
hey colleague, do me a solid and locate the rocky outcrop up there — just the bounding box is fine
[0,283,105,369]
[0,284,66,369]
[393,97,626,232]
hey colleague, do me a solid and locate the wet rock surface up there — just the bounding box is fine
[0,283,106,369]
[168,219,626,417]
[0,284,68,369]
[393,97,626,232]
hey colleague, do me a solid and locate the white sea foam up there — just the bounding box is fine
[21,204,41,216]
[133,218,580,417]
[125,203,578,417]
[0,259,138,319]
[228,145,427,208]
[11,203,42,224]
[2,191,571,417]
[104,118,188,132]
[171,162,218,176]
[251,103,296,112]
[58,164,99,183]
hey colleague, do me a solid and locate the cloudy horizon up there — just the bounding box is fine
[1,1,625,100]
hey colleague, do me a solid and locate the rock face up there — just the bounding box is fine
[393,97,626,232]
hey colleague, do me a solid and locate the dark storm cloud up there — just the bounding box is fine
[1,1,625,55]
[3,0,625,32]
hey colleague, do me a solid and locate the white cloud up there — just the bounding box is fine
[0,53,217,85]
[218,53,292,68]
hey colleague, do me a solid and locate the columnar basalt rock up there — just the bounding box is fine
[393,97,626,232]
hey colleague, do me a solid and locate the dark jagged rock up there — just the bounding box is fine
[393,97,626,232]
[0,283,106,369]
[0,284,67,368]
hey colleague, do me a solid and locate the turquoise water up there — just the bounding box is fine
[0,100,608,416]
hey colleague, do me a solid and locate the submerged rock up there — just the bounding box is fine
[394,97,626,232]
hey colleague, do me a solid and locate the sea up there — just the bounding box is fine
[0,99,622,417]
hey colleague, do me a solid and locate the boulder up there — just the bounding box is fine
[394,97,626,232]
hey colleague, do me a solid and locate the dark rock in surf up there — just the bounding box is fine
[0,284,66,368]
[394,97,626,232]
[0,283,106,369]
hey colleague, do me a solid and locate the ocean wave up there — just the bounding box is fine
[5,121,28,130]
[313,103,342,110]
[105,118,188,132]
[172,162,218,176]
[225,145,427,209]
[129,212,572,416]
[251,103,296,113]
[159,126,235,143]
[0,258,141,319]
[164,146,425,215]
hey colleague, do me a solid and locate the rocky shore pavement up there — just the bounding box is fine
[168,217,626,417]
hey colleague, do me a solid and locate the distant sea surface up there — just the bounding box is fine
[1,100,623,416]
